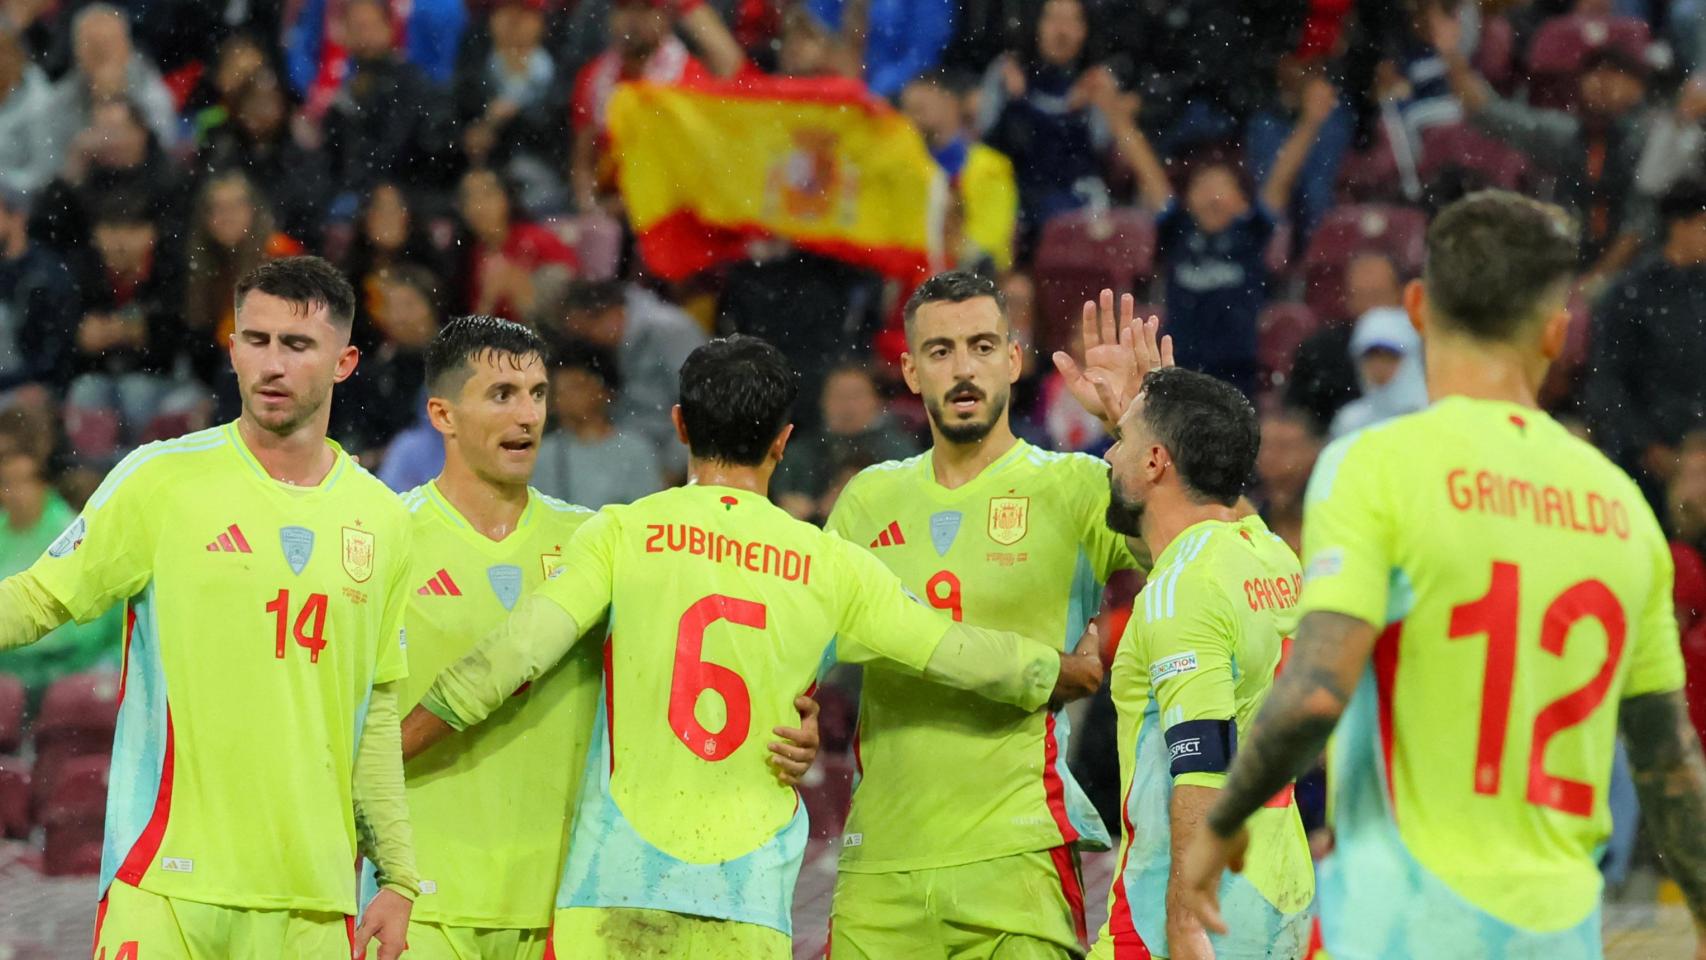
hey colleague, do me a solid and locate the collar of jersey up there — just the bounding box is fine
[918,438,1030,501]
[420,480,538,550]
[223,420,349,496]
[1151,517,1228,572]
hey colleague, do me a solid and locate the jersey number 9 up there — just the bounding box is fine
[671,595,765,762]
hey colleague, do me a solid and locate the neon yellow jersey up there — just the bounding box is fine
[825,441,1136,871]
[532,483,1048,933]
[29,423,411,914]
[1096,515,1313,956]
[1300,397,1684,939]
[388,482,598,929]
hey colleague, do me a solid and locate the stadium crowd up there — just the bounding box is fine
[2,0,1706,892]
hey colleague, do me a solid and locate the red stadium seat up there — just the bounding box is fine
[1335,127,1402,205]
[41,754,108,876]
[0,757,29,839]
[64,407,121,462]
[1475,15,1519,94]
[0,672,22,754]
[1301,205,1428,324]
[799,754,856,841]
[1257,302,1321,392]
[1417,123,1530,192]
[31,672,119,812]
[1525,15,1651,110]
[1032,207,1158,356]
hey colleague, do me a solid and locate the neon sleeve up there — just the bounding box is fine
[921,621,1061,711]
[352,682,419,899]
[0,572,71,651]
[419,595,586,731]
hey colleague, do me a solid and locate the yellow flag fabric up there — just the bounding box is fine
[606,75,945,281]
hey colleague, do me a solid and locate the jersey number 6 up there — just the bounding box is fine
[671,595,765,762]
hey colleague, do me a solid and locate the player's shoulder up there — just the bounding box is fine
[86,426,233,508]
[1142,525,1232,623]
[839,452,927,502]
[1018,443,1109,485]
[531,489,596,517]
[338,454,409,523]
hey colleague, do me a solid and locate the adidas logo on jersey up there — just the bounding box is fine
[870,521,906,548]
[204,524,253,553]
[417,569,462,596]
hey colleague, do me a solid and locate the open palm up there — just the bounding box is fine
[1052,288,1174,429]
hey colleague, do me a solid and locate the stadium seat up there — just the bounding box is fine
[31,672,120,812]
[1032,207,1158,356]
[1335,127,1402,205]
[64,407,121,462]
[40,754,108,876]
[799,754,856,840]
[1257,302,1321,392]
[0,673,22,753]
[1418,123,1530,192]
[1475,15,1518,95]
[1301,204,1428,324]
[1526,15,1651,110]
[0,757,29,839]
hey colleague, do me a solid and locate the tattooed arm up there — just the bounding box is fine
[1204,611,1375,837]
[1178,610,1376,933]
[1620,690,1706,947]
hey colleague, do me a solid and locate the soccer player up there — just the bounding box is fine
[1180,190,1706,959]
[1080,366,1314,960]
[0,257,416,959]
[826,272,1157,958]
[400,333,1107,958]
[380,315,820,960]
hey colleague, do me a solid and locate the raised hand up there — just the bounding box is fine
[1051,288,1174,431]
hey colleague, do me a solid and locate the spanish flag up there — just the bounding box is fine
[606,74,946,282]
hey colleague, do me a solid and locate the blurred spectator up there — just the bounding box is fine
[1667,432,1706,748]
[532,341,662,508]
[1587,182,1706,506]
[568,0,744,214]
[334,263,440,461]
[287,0,467,106]
[344,182,453,344]
[0,449,117,697]
[1434,8,1653,290]
[901,70,1018,272]
[458,167,578,322]
[32,97,189,253]
[64,190,203,460]
[185,31,271,134]
[42,4,180,156]
[805,0,954,97]
[1246,59,1353,245]
[0,184,78,399]
[0,26,58,194]
[197,70,332,241]
[1329,306,1428,438]
[1286,251,1405,431]
[772,363,918,520]
[454,0,567,209]
[1254,407,1323,556]
[1126,76,1338,397]
[183,171,305,373]
[555,278,707,477]
[976,0,1117,249]
[1636,73,1706,201]
[317,0,454,200]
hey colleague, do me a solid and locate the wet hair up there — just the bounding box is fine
[1422,190,1577,341]
[902,270,1007,341]
[678,334,798,466]
[1138,367,1259,506]
[425,314,549,397]
[234,256,357,331]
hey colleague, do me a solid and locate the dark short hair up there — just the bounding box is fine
[1422,191,1578,341]
[558,278,626,317]
[678,334,798,466]
[553,338,622,393]
[1138,367,1258,506]
[89,189,156,227]
[1660,179,1706,227]
[425,314,549,397]
[235,256,358,331]
[1581,45,1646,81]
[903,270,1006,340]
[382,262,443,316]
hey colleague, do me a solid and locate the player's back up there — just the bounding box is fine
[542,483,946,933]
[1300,397,1683,955]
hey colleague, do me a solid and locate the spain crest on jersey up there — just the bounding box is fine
[541,553,563,580]
[987,496,1029,546]
[342,527,374,583]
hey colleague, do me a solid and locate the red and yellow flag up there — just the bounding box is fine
[606,74,945,281]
